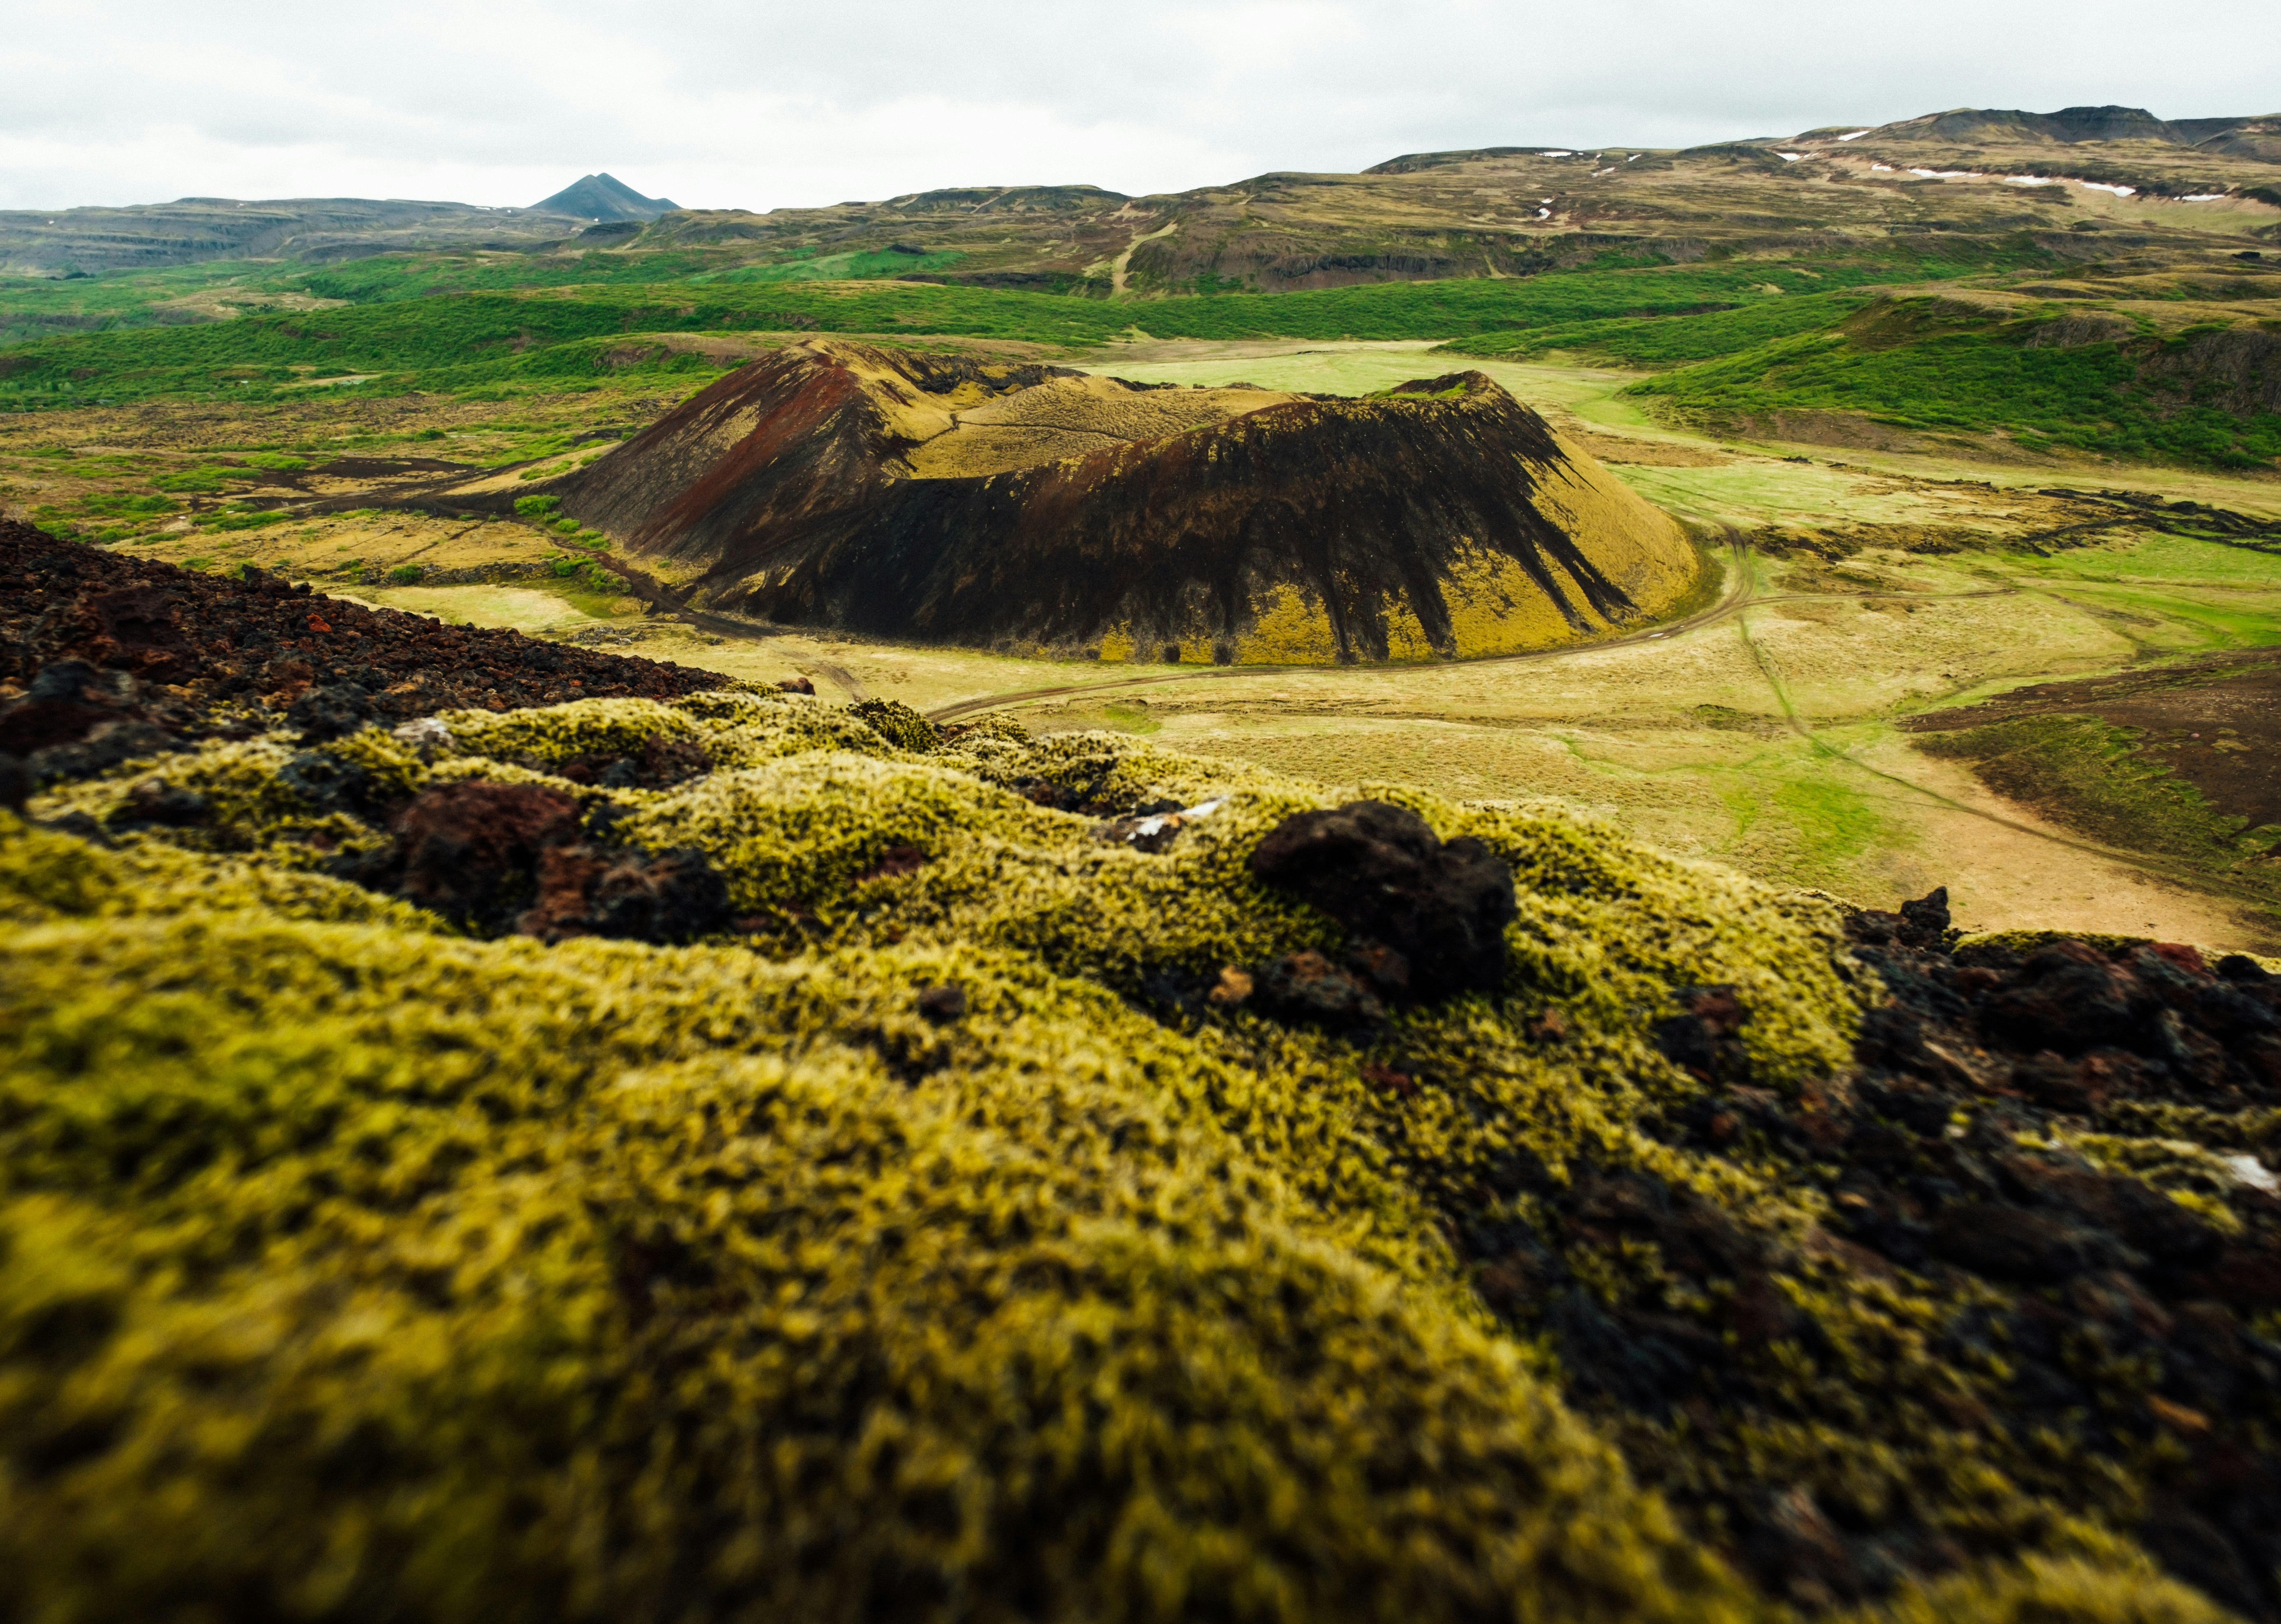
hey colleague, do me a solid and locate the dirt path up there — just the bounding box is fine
[1108,222,1179,299]
[922,537,2274,933]
[924,534,2014,723]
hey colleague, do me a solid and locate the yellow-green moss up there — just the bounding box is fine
[1850,1551,2238,1624]
[0,694,2250,1623]
[0,916,1751,1624]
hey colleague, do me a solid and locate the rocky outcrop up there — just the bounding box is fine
[2136,327,2281,416]
[0,521,727,786]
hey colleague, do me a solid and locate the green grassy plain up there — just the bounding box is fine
[1437,290,1878,365]
[0,253,2011,411]
[7,260,2281,944]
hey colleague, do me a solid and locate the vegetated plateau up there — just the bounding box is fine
[4,102,2281,1624]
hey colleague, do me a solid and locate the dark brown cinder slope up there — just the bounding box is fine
[551,339,1701,664]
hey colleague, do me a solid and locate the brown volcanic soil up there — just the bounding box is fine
[547,339,1699,664]
[1906,647,2281,831]
[0,520,725,785]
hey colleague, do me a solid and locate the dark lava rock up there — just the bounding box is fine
[518,843,734,945]
[1437,885,2281,1617]
[1980,941,2164,1055]
[356,778,734,944]
[0,521,725,785]
[288,683,374,744]
[0,658,194,784]
[1246,799,1515,1000]
[376,781,584,931]
[1653,984,1753,1084]
[1930,1201,2130,1283]
[1092,800,1204,853]
[104,780,210,831]
[0,753,27,815]
[551,732,714,791]
[1250,949,1385,1031]
[916,985,968,1024]
[778,675,816,695]
[850,844,928,885]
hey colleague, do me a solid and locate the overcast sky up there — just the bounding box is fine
[7,0,2277,214]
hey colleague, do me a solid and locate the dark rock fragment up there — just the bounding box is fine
[2141,1499,2273,1623]
[0,753,28,815]
[288,683,373,743]
[2001,1156,2222,1268]
[1653,984,1752,1082]
[68,584,193,680]
[379,781,583,931]
[0,522,725,744]
[1898,885,1953,947]
[916,985,968,1024]
[1010,776,1083,811]
[1547,1287,1727,1414]
[105,780,210,830]
[1092,796,1222,853]
[278,750,379,817]
[850,844,927,885]
[554,733,713,791]
[1246,800,1515,1000]
[1250,950,1384,1030]
[1931,1201,2132,1283]
[0,694,111,757]
[517,844,733,945]
[778,675,816,695]
[1843,886,1952,951]
[1981,940,2162,1055]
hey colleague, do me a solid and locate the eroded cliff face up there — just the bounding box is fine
[560,339,1703,663]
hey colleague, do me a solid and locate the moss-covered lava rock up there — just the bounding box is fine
[0,656,2275,1622]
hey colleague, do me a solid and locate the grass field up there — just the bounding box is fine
[8,310,2281,947]
[0,255,2007,410]
[1436,290,1879,366]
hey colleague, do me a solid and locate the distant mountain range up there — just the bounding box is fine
[0,175,682,277]
[2,102,2276,286]
[1799,105,2281,160]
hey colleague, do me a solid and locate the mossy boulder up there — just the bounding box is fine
[0,693,2268,1624]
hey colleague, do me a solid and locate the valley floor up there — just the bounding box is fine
[9,339,2280,951]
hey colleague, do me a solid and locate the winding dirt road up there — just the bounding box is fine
[918,536,2241,900]
[922,532,2012,722]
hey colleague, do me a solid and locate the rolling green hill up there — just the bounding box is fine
[1626,295,2281,467]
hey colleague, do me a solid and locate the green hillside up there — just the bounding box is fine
[1628,296,2281,467]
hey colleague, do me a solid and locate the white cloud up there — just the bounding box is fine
[3,0,2277,211]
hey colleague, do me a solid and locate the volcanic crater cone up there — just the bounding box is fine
[554,338,1703,663]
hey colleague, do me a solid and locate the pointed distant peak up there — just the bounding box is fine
[530,173,679,223]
